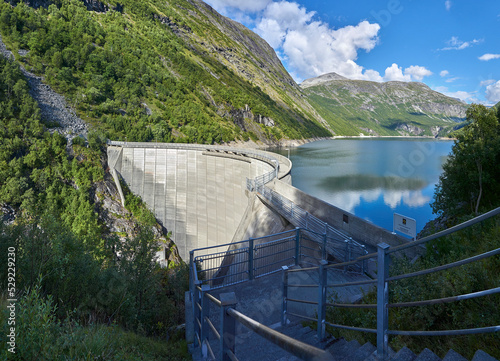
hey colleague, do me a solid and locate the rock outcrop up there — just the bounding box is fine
[0,34,88,142]
[92,171,182,267]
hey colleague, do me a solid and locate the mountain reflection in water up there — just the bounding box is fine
[271,138,453,233]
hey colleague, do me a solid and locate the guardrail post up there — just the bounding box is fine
[189,251,195,299]
[193,281,201,347]
[376,243,390,360]
[317,260,328,340]
[322,233,327,260]
[344,240,349,273]
[220,292,238,361]
[200,284,210,357]
[362,246,367,274]
[281,265,289,326]
[295,227,300,266]
[248,238,254,280]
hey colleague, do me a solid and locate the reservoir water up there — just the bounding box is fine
[271,138,454,235]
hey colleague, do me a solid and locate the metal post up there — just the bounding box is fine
[193,281,201,347]
[317,260,328,340]
[362,246,367,274]
[248,238,254,280]
[200,284,211,357]
[344,240,349,273]
[295,227,300,266]
[189,250,195,299]
[281,265,289,327]
[220,292,238,361]
[376,243,390,360]
[322,233,327,260]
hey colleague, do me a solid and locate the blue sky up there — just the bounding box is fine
[204,0,500,105]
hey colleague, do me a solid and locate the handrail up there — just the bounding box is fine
[387,287,500,308]
[226,308,334,361]
[226,349,238,361]
[206,292,222,307]
[388,326,500,337]
[386,248,500,282]
[280,207,500,360]
[205,317,220,340]
[193,288,333,361]
[324,321,377,334]
[257,185,368,268]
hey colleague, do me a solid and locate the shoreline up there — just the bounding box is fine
[270,135,455,149]
[225,135,455,150]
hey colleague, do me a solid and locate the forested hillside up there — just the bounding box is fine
[0,0,331,144]
[0,39,190,359]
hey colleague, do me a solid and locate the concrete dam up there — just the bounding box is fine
[107,142,411,263]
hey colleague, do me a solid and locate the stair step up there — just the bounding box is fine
[414,348,441,361]
[364,346,396,361]
[328,339,361,361]
[392,346,418,361]
[442,349,467,361]
[328,338,348,358]
[348,341,376,361]
[472,350,498,361]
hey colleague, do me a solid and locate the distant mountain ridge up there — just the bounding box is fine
[301,72,468,137]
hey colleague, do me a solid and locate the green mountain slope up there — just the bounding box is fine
[302,72,468,137]
[0,0,331,144]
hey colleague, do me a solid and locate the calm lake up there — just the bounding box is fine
[271,138,454,235]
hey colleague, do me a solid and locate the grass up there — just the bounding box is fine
[0,293,190,360]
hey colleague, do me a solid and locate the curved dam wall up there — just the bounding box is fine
[107,142,291,261]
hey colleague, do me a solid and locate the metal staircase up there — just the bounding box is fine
[188,207,500,361]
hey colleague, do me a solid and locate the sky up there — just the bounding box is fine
[204,0,500,105]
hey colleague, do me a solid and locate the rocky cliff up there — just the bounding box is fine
[157,0,331,131]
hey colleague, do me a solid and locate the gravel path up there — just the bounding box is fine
[0,34,88,140]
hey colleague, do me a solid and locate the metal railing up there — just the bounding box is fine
[190,229,299,290]
[189,227,368,294]
[281,206,500,360]
[257,184,368,271]
[192,285,334,361]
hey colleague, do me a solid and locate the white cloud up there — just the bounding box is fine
[445,77,459,83]
[207,0,431,84]
[445,0,452,11]
[486,80,500,103]
[479,53,500,61]
[440,70,449,77]
[440,36,482,51]
[384,63,411,82]
[404,65,433,81]
[383,64,432,82]
[480,79,496,87]
[434,86,475,102]
[254,2,381,81]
